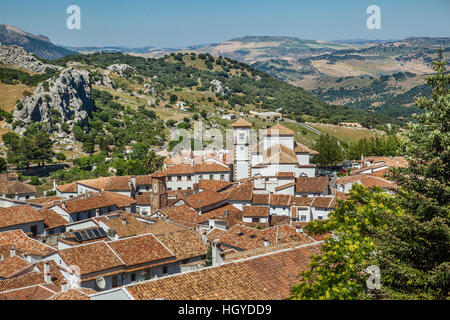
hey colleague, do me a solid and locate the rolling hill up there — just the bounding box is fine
[0,24,76,59]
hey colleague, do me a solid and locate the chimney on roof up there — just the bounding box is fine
[211,239,224,267]
[263,237,270,247]
[122,218,127,225]
[61,281,69,292]
[44,272,51,283]
[0,255,4,261]
[224,210,228,218]
[9,246,16,257]
[44,262,50,275]
[201,230,207,243]
[131,176,136,189]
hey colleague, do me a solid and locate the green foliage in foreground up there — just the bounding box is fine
[290,185,402,300]
[290,50,449,300]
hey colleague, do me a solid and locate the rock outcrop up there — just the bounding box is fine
[106,64,135,77]
[0,45,58,73]
[210,79,229,96]
[11,68,94,135]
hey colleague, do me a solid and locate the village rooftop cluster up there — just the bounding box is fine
[0,119,407,300]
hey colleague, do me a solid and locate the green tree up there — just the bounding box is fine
[0,157,6,173]
[377,49,450,300]
[311,134,344,167]
[143,151,164,173]
[169,94,178,104]
[55,152,67,163]
[290,185,401,300]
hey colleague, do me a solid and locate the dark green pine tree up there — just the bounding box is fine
[378,49,449,299]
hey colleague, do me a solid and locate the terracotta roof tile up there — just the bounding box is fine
[0,230,56,257]
[194,163,230,173]
[198,180,231,192]
[56,182,77,193]
[0,284,56,300]
[200,204,243,229]
[39,209,67,229]
[182,191,228,210]
[135,175,152,185]
[156,229,208,261]
[270,194,293,206]
[295,176,329,193]
[259,143,298,165]
[0,205,44,228]
[311,196,336,209]
[27,196,64,206]
[102,213,185,239]
[50,288,91,300]
[164,164,195,175]
[126,243,321,300]
[59,242,124,276]
[107,234,175,267]
[78,176,132,191]
[264,124,294,136]
[242,206,269,217]
[232,118,252,127]
[0,272,45,293]
[218,224,314,251]
[0,256,32,279]
[224,181,253,201]
[0,174,36,195]
[251,193,269,205]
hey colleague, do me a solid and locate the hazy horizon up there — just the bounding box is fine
[1,0,449,48]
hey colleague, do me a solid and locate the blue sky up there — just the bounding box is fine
[1,0,449,47]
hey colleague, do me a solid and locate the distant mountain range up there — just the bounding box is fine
[0,24,75,59]
[2,24,449,120]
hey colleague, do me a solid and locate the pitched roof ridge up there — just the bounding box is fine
[124,242,322,290]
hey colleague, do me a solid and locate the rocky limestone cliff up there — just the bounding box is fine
[0,45,59,73]
[11,68,94,135]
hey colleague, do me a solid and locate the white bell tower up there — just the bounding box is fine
[232,118,252,181]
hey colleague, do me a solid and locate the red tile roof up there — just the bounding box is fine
[107,234,175,268]
[58,242,124,276]
[218,224,315,251]
[126,243,321,300]
[0,284,56,300]
[264,124,295,136]
[251,193,269,205]
[77,176,132,191]
[56,182,77,193]
[164,164,195,175]
[0,256,32,279]
[39,209,67,229]
[295,176,329,193]
[232,118,252,127]
[224,181,253,201]
[194,163,230,173]
[242,206,269,217]
[0,205,44,228]
[0,230,56,257]
[270,194,293,206]
[182,190,228,210]
[198,180,231,192]
[155,229,208,261]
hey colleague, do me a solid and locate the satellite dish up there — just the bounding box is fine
[96,276,106,290]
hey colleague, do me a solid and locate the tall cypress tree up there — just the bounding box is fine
[378,49,449,299]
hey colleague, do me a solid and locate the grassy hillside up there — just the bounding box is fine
[48,51,390,125]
